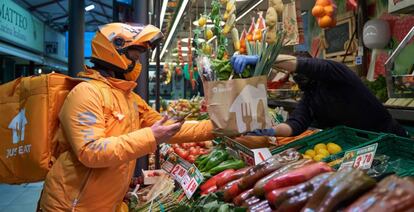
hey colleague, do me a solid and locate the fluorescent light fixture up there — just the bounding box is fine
[180,47,195,51]
[149,62,166,66]
[160,0,190,59]
[236,0,263,22]
[236,0,248,1]
[193,20,225,27]
[181,37,205,43]
[151,0,168,62]
[208,0,264,44]
[85,4,95,11]
[207,36,216,44]
[38,68,42,74]
[172,53,188,57]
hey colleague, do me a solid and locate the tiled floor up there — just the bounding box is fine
[0,182,43,212]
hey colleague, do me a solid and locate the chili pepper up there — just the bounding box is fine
[208,160,245,175]
[217,167,251,189]
[195,154,208,165]
[200,185,217,195]
[197,149,219,170]
[200,169,235,191]
[201,150,228,172]
[263,162,332,194]
[233,189,254,206]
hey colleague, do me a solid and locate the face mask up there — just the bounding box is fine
[124,62,142,81]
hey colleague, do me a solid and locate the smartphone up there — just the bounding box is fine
[170,112,192,123]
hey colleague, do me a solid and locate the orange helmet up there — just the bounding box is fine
[91,23,163,78]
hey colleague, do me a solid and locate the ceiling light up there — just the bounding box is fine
[38,68,42,74]
[180,47,195,51]
[160,0,190,59]
[181,38,205,43]
[235,0,248,1]
[85,4,95,11]
[172,53,188,57]
[193,20,225,27]
[151,0,169,61]
[208,0,263,44]
[236,0,263,21]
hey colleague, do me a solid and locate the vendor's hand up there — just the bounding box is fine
[230,55,259,74]
[151,115,184,145]
[246,128,276,136]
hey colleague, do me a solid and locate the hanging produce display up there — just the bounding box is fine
[311,0,337,28]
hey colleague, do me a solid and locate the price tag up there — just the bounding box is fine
[161,152,203,199]
[355,56,363,65]
[339,143,378,170]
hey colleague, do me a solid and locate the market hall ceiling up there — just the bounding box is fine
[14,0,113,32]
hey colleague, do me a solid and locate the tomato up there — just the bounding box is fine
[187,155,197,163]
[180,143,190,149]
[167,148,174,154]
[172,144,180,149]
[199,148,211,155]
[186,142,196,148]
[204,141,213,148]
[197,142,205,148]
[175,148,189,159]
[189,147,200,155]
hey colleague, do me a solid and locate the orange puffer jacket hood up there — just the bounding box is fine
[39,68,214,212]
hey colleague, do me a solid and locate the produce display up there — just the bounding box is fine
[168,141,213,163]
[303,142,343,161]
[167,95,207,120]
[311,0,337,28]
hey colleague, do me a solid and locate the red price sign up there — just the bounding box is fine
[353,152,374,169]
[184,178,199,198]
[171,164,187,183]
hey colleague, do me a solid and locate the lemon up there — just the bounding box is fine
[198,16,207,27]
[317,148,330,157]
[205,29,214,40]
[314,143,327,152]
[327,143,342,154]
[305,149,316,158]
[303,154,312,160]
[313,154,325,162]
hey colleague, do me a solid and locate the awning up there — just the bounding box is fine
[0,42,44,64]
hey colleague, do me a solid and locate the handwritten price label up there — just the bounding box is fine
[184,178,199,198]
[171,164,187,183]
[339,143,377,171]
[353,152,374,169]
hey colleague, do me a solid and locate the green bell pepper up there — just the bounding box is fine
[208,159,245,175]
[201,150,229,172]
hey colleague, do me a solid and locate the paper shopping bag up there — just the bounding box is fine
[204,76,272,135]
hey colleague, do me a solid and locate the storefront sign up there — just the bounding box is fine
[339,143,378,170]
[0,0,44,52]
[44,26,66,61]
[161,152,203,199]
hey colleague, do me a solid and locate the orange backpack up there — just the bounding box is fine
[0,73,111,184]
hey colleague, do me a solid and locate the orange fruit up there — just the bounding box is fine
[316,0,331,6]
[312,5,325,17]
[318,15,333,28]
[324,5,335,16]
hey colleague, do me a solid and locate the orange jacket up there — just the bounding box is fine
[39,68,214,212]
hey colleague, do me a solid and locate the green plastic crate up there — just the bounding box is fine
[358,134,414,176]
[271,126,384,158]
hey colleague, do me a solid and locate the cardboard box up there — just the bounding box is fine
[224,136,276,166]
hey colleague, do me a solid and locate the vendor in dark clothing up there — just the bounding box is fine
[231,54,408,137]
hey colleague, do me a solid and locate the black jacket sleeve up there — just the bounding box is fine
[285,95,313,136]
[296,58,359,83]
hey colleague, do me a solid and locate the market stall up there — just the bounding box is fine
[122,0,414,211]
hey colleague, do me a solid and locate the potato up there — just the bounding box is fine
[265,7,278,27]
[269,0,284,15]
[266,26,277,44]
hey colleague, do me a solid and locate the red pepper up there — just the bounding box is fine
[263,162,332,194]
[200,185,217,195]
[217,167,251,189]
[200,169,235,191]
[265,186,293,204]
[223,180,243,202]
[233,189,254,206]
